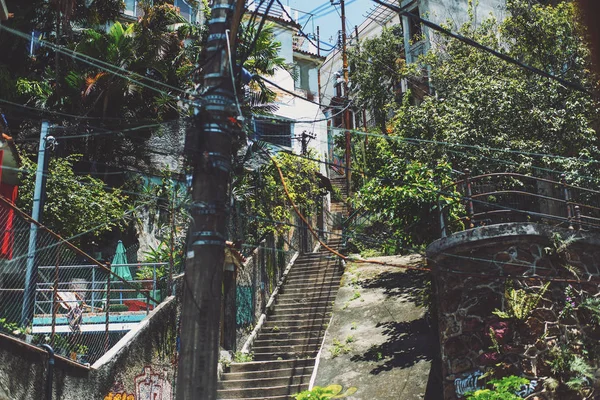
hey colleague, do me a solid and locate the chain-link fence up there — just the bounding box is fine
[235,212,319,347]
[0,195,170,366]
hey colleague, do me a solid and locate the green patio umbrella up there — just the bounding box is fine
[111,241,132,281]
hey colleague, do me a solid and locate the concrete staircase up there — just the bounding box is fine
[217,176,348,400]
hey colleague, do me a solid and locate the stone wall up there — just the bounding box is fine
[427,223,600,399]
[0,295,179,400]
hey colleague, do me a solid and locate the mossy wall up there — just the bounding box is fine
[427,223,600,399]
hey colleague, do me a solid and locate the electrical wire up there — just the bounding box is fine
[251,140,600,284]
[274,0,336,53]
[372,0,597,97]
[0,25,191,103]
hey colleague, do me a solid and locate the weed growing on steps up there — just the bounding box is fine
[329,336,355,358]
[295,384,358,399]
[233,352,254,363]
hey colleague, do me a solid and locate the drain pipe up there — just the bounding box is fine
[40,344,54,400]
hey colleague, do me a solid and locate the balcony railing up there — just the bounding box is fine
[438,171,600,238]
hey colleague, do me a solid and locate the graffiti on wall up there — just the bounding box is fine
[455,370,483,397]
[104,366,173,400]
[134,366,173,400]
[104,393,135,400]
[236,285,253,327]
[515,380,537,398]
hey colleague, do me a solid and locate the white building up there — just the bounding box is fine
[247,1,329,176]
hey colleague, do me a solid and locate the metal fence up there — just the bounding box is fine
[235,213,317,342]
[438,171,600,238]
[0,196,169,366]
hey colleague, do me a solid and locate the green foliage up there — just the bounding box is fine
[109,304,129,312]
[580,297,600,324]
[493,282,549,321]
[329,337,353,358]
[466,376,529,400]
[295,385,358,399]
[548,344,594,393]
[295,386,335,400]
[350,159,463,252]
[130,168,189,276]
[0,317,20,335]
[348,25,415,129]
[17,154,128,240]
[243,150,322,242]
[350,0,599,198]
[233,351,254,363]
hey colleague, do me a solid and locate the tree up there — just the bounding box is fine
[389,0,599,181]
[349,0,599,253]
[348,24,412,130]
[236,149,323,245]
[17,154,128,241]
[4,2,202,171]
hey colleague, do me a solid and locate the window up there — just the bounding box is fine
[174,0,198,24]
[408,7,422,41]
[124,0,137,17]
[254,119,293,147]
[29,31,43,57]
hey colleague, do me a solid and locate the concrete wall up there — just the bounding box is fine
[0,296,179,400]
[427,223,600,399]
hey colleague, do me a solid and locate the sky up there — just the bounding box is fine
[283,0,374,54]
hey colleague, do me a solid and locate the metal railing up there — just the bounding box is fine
[438,171,600,238]
[0,195,170,366]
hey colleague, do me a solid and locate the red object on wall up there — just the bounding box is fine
[0,150,18,259]
[0,184,17,260]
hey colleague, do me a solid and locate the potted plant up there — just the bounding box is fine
[135,266,155,291]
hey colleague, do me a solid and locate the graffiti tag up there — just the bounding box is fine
[515,380,537,398]
[134,366,173,400]
[104,393,134,400]
[454,370,483,397]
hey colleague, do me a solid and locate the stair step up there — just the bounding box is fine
[217,383,308,399]
[254,351,318,361]
[270,306,332,316]
[268,311,331,321]
[257,331,324,341]
[276,299,335,308]
[218,374,311,390]
[279,285,339,298]
[263,317,330,328]
[285,270,341,279]
[221,366,314,381]
[284,273,341,282]
[261,325,328,334]
[254,337,322,348]
[276,294,336,303]
[253,344,321,354]
[229,358,315,373]
[288,265,340,272]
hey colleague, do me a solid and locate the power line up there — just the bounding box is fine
[372,0,597,97]
[251,139,600,284]
[0,25,191,103]
[274,0,335,53]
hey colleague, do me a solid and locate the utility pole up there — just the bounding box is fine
[339,0,352,196]
[175,0,245,397]
[300,130,315,156]
[22,121,53,326]
[354,24,368,131]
